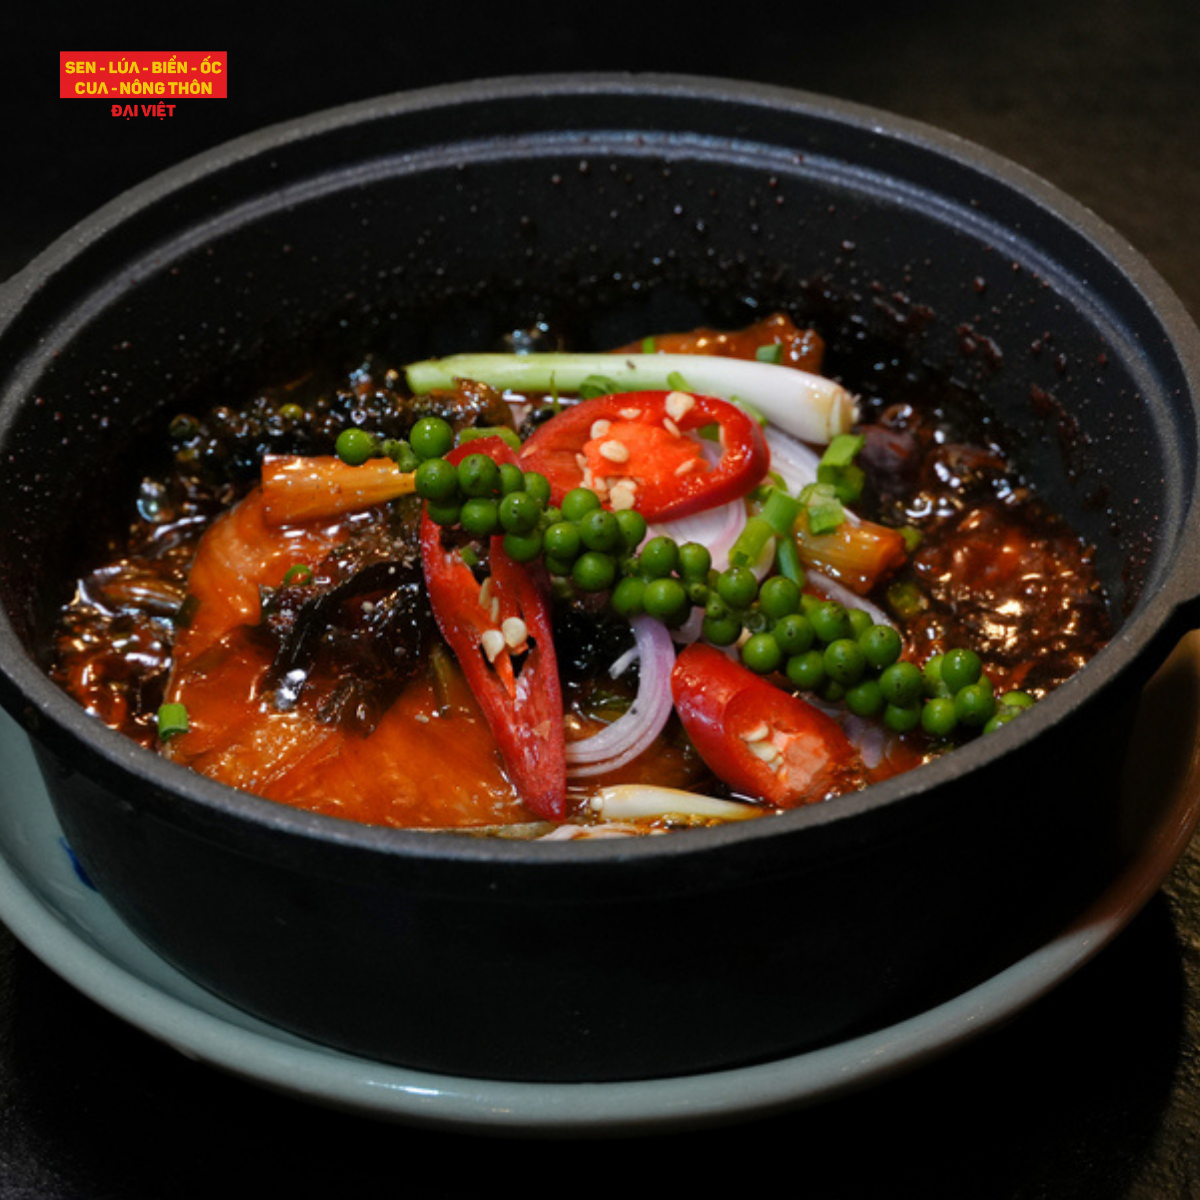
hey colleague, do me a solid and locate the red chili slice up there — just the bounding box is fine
[671,643,864,807]
[420,438,567,821]
[518,390,769,521]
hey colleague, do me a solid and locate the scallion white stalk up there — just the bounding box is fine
[403,352,857,445]
[588,784,764,823]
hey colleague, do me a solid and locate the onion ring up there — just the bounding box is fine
[565,614,677,776]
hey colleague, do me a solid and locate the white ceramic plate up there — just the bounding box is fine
[3,633,1199,1136]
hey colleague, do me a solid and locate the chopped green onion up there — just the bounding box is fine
[641,336,657,353]
[282,564,314,586]
[799,482,846,535]
[820,432,866,468]
[775,536,807,586]
[755,343,784,364]
[817,433,867,503]
[157,702,190,741]
[728,514,776,570]
[757,486,803,537]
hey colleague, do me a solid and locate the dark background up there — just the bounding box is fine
[3,2,1200,1195]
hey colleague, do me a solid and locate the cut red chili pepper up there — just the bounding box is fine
[518,390,770,521]
[670,643,864,807]
[420,438,567,821]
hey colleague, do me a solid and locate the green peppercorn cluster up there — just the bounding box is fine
[918,650,1035,737]
[341,421,1037,742]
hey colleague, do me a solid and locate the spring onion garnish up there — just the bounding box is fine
[816,433,867,504]
[282,564,314,586]
[157,702,190,740]
[403,352,857,445]
[728,487,801,570]
[799,482,847,535]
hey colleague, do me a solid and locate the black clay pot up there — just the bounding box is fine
[1,75,1199,1083]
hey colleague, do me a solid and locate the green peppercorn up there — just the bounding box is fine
[884,702,922,734]
[809,600,851,645]
[955,679,996,727]
[921,696,959,738]
[786,649,826,691]
[335,427,377,466]
[561,486,601,523]
[922,654,951,698]
[503,529,544,563]
[638,535,680,579]
[425,499,461,526]
[716,565,758,610]
[498,462,526,495]
[758,575,801,620]
[941,647,983,694]
[879,660,923,707]
[859,623,902,671]
[459,497,500,537]
[543,521,582,562]
[741,632,783,675]
[498,491,543,536]
[845,678,885,718]
[614,509,648,552]
[824,638,866,686]
[984,706,1023,734]
[702,612,742,646]
[409,416,455,461]
[414,457,460,503]
[579,508,622,554]
[572,550,616,592]
[610,575,646,617]
[773,612,814,656]
[677,541,713,582]
[457,453,501,498]
[523,471,552,506]
[643,576,688,622]
[847,607,874,639]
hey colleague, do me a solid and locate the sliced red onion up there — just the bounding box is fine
[652,495,747,572]
[668,604,706,646]
[839,713,888,770]
[763,425,821,493]
[566,614,677,777]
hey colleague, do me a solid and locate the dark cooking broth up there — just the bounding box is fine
[49,314,1112,833]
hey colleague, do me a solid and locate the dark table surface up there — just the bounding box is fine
[4,3,1200,1195]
